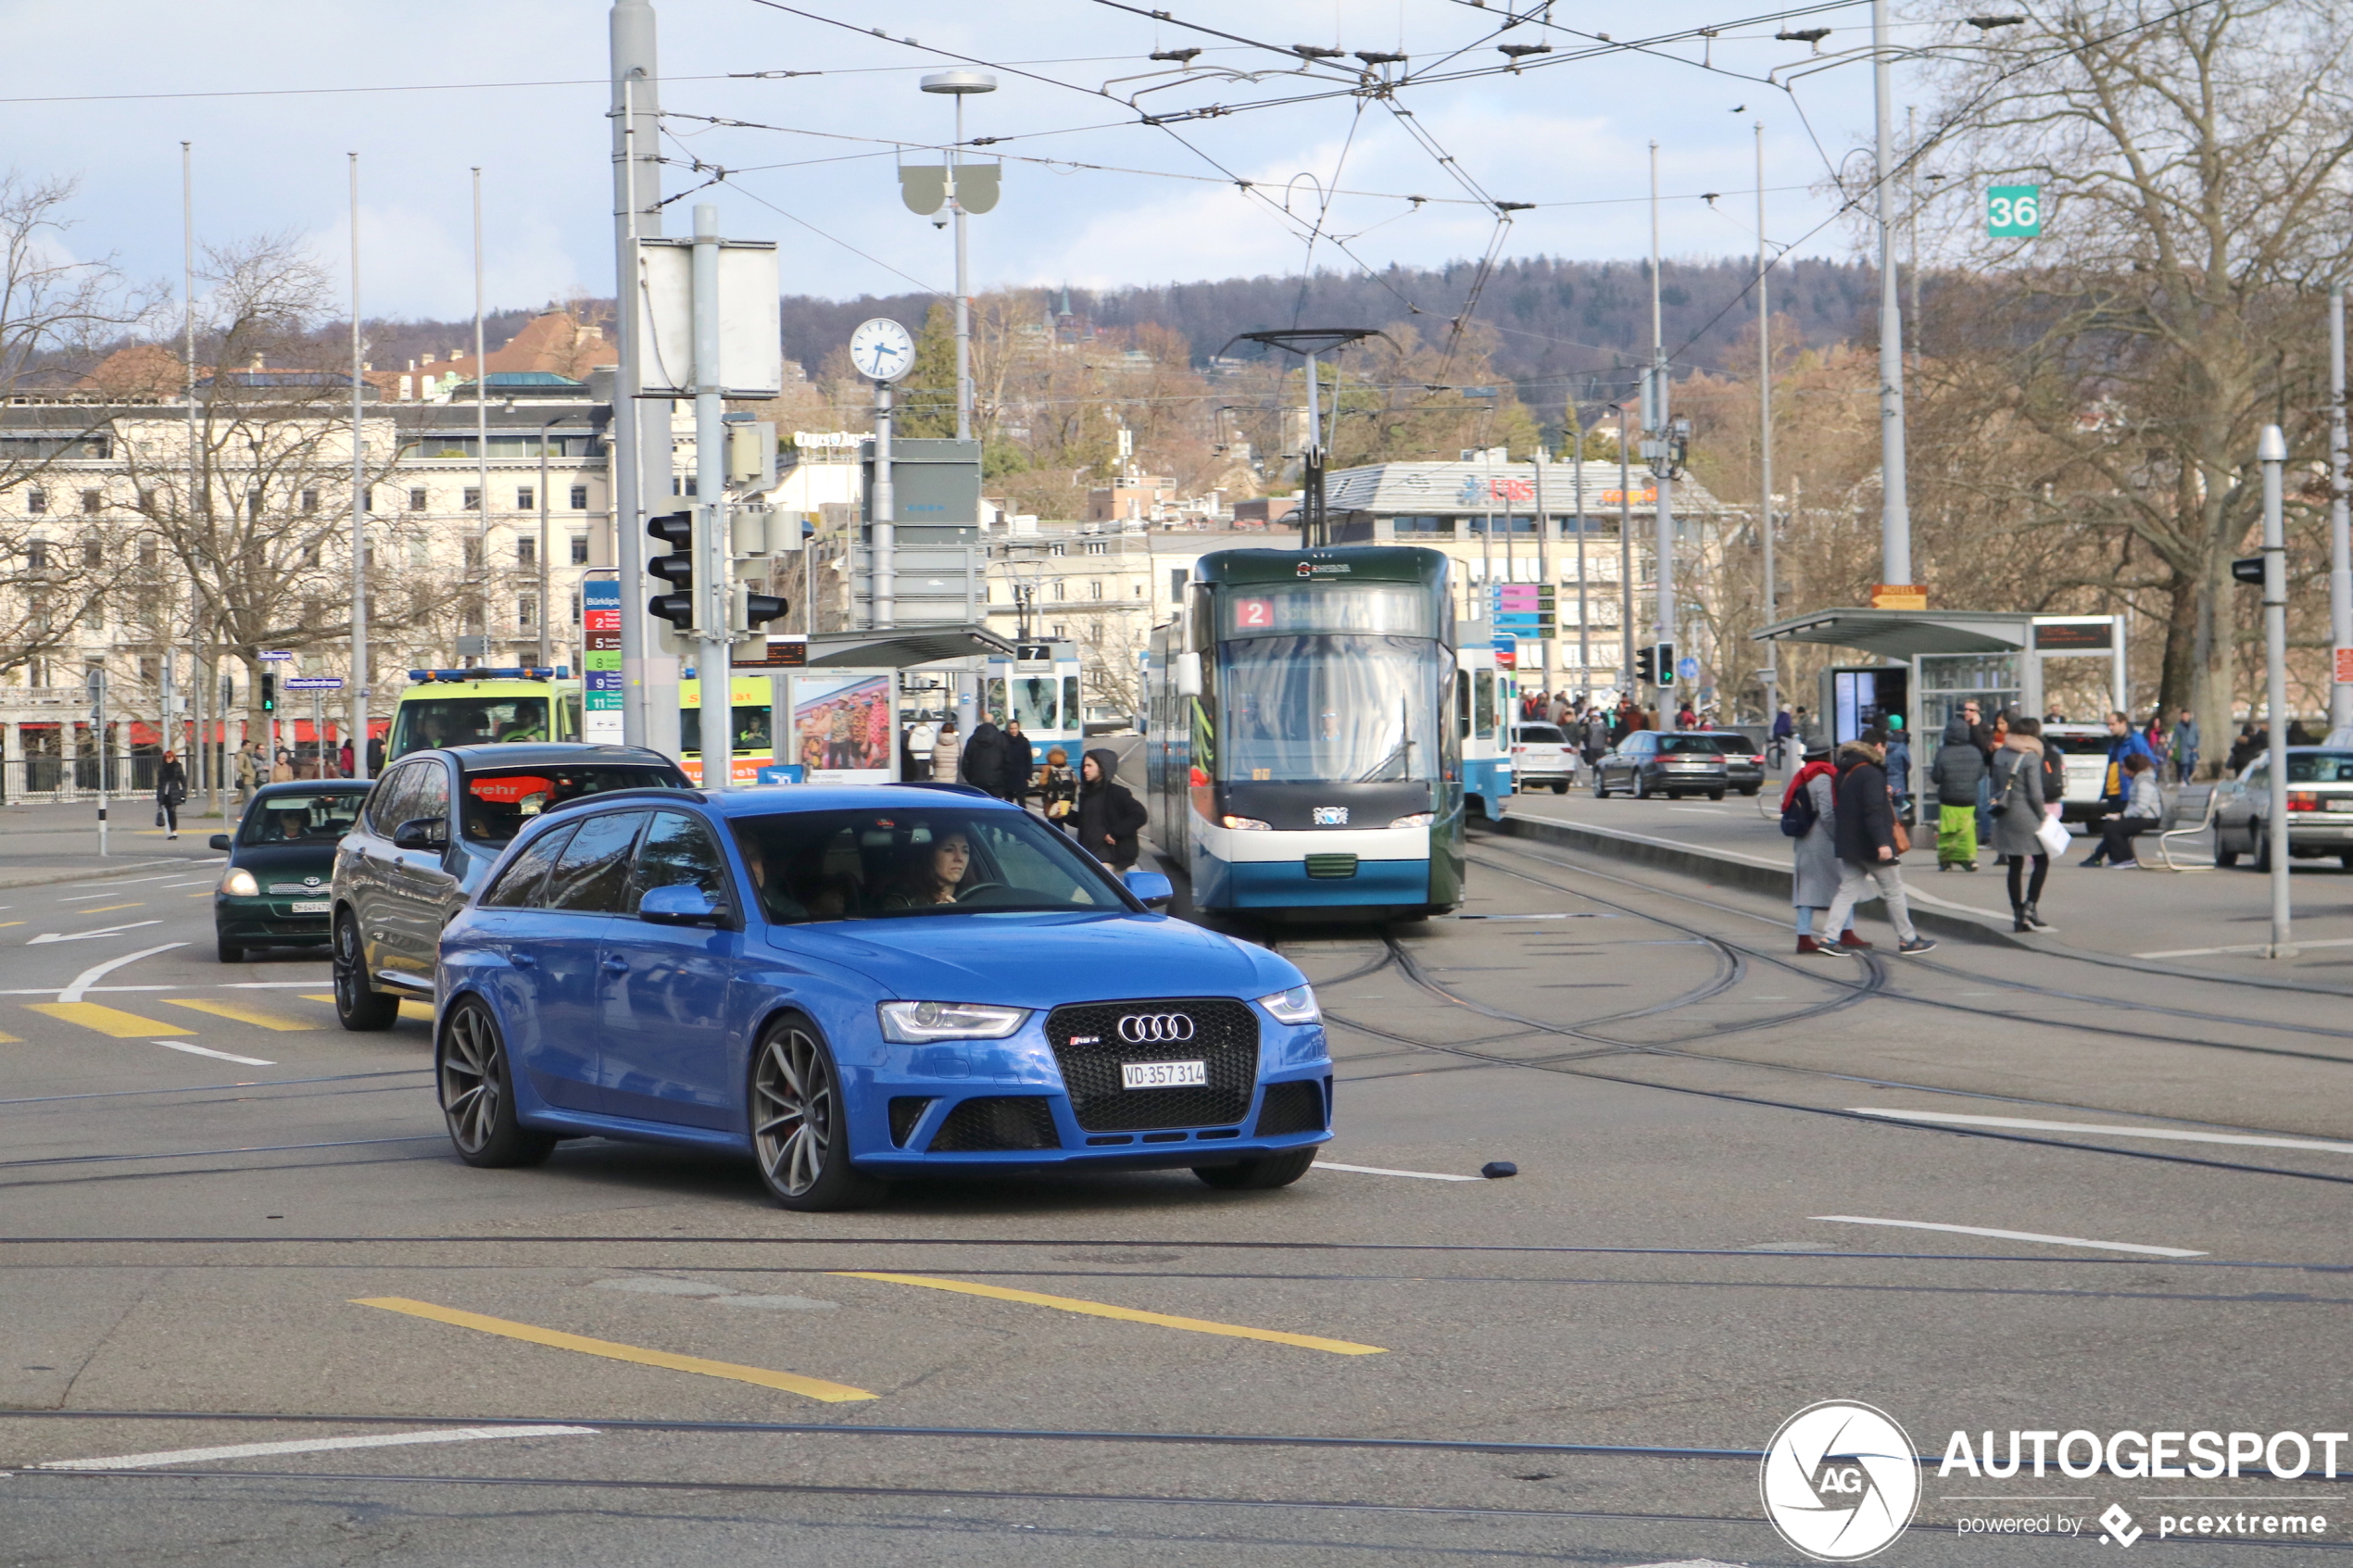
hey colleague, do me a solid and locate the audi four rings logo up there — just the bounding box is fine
[1116,1013,1196,1043]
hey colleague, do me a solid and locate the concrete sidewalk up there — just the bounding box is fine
[1497,787,2353,983]
[0,797,230,888]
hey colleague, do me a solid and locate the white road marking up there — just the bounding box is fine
[2135,935,2353,960]
[222,980,335,989]
[1315,1160,1482,1182]
[1846,1105,2353,1156]
[150,1038,276,1067]
[38,1424,598,1471]
[1812,1215,2204,1258]
[54,872,187,890]
[163,878,217,888]
[58,944,188,1002]
[30,921,166,947]
[58,890,138,902]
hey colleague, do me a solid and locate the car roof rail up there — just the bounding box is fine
[892,781,1000,798]
[538,786,705,816]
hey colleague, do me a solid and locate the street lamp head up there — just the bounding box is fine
[2259,424,2288,463]
[921,69,998,94]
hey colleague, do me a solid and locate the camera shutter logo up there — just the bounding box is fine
[1116,1013,1196,1044]
[1759,1400,1920,1562]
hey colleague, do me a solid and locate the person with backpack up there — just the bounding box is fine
[1818,731,1937,956]
[1782,745,1854,954]
[1928,713,1987,871]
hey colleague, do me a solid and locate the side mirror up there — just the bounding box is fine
[392,817,447,851]
[638,883,724,926]
[1123,870,1175,909]
[208,834,233,851]
[1175,652,1202,698]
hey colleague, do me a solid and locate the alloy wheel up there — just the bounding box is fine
[753,1025,835,1198]
[440,1004,501,1156]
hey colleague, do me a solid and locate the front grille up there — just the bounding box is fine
[1253,1079,1327,1136]
[1305,853,1359,880]
[267,883,322,894]
[926,1097,1060,1153]
[1046,998,1259,1132]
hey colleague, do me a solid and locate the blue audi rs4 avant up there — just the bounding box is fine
[434,784,1333,1209]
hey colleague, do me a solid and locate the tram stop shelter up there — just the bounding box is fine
[1753,607,2128,801]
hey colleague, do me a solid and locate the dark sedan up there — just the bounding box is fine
[211,781,374,962]
[1592,731,1734,800]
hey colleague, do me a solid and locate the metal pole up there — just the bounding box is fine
[183,140,210,811]
[951,94,973,445]
[1649,143,1676,701]
[538,416,559,671]
[611,2,662,746]
[2259,423,2295,958]
[2330,283,2350,733]
[874,379,896,628]
[1573,425,1590,702]
[348,151,370,781]
[1906,104,1920,372]
[1533,448,1550,697]
[1302,351,1323,549]
[691,204,729,795]
[472,167,491,660]
[94,671,107,857]
[1756,121,1778,722]
[1617,404,1635,692]
[1872,0,1912,587]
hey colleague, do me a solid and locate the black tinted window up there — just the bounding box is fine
[243,791,367,845]
[542,811,648,912]
[367,765,420,834]
[1516,724,1565,744]
[1656,735,1721,756]
[2288,753,2353,784]
[625,811,730,912]
[481,823,578,909]
[409,762,451,824]
[459,765,685,847]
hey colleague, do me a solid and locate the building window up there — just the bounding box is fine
[1392,515,1457,537]
[1088,579,1103,600]
[570,484,588,509]
[26,488,45,514]
[1052,580,1066,601]
[408,487,428,511]
[516,486,534,510]
[1051,623,1065,638]
[138,656,158,685]
[570,533,589,566]
[409,536,432,568]
[517,596,538,631]
[1048,542,1066,557]
[137,490,155,515]
[82,596,102,630]
[139,537,158,570]
[569,588,582,622]
[247,489,264,519]
[81,489,102,515]
[516,536,536,568]
[359,487,372,513]
[26,540,47,570]
[462,487,481,512]
[300,489,320,515]
[1084,540,1107,556]
[301,542,321,568]
[462,537,484,570]
[1133,581,1145,597]
[82,537,102,568]
[1168,568,1186,600]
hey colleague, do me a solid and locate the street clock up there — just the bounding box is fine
[849,318,915,382]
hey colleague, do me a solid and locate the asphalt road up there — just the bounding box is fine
[6,817,2353,1566]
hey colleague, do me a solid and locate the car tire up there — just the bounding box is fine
[1551,781,1568,795]
[1592,771,1610,798]
[216,935,243,964]
[2255,830,2273,874]
[333,912,400,1032]
[2215,833,2239,868]
[436,997,556,1169]
[1738,784,1761,797]
[1634,773,1652,800]
[1707,789,1726,801]
[1193,1148,1319,1190]
[750,1015,888,1212]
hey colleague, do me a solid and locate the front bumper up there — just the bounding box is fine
[215,894,333,947]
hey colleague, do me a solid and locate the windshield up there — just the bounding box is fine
[1217,634,1445,784]
[1220,583,1440,640]
[680,705,774,757]
[459,765,685,846]
[2287,753,2353,783]
[731,806,1131,923]
[390,696,549,758]
[2046,732,2114,756]
[241,790,368,846]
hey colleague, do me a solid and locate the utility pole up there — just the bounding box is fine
[1756,121,1778,724]
[611,0,668,747]
[1617,403,1635,693]
[2330,283,2350,733]
[691,203,729,793]
[1647,143,1677,699]
[1872,0,1912,589]
[1571,421,1590,703]
[348,151,370,779]
[874,379,897,629]
[182,140,208,809]
[472,168,490,661]
[1534,447,1552,699]
[93,669,107,858]
[2259,423,2294,958]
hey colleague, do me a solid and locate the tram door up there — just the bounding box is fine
[1457,646,1514,818]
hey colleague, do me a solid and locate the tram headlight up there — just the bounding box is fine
[1257,985,1320,1025]
[1220,814,1272,831]
[1388,811,1435,829]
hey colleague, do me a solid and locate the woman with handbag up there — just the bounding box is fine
[1819,729,1936,956]
[1989,716,2057,932]
[155,749,188,841]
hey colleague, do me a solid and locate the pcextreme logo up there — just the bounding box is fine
[1761,1401,1922,1562]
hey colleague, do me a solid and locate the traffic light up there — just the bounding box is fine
[259,673,276,712]
[1632,646,1656,685]
[1655,641,1676,684]
[647,510,698,633]
[734,583,790,633]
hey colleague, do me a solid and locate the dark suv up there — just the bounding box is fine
[332,743,689,1029]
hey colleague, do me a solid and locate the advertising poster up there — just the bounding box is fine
[790,671,896,784]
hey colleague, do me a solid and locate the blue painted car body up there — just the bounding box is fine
[436,784,1333,1180]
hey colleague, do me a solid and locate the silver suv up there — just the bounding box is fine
[331,743,689,1030]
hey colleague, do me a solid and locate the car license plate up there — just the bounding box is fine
[1121,1060,1207,1090]
[289,899,332,913]
[2329,799,2353,812]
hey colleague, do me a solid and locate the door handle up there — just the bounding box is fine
[510,951,536,969]
[601,954,629,973]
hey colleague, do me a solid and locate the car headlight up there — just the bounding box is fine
[1257,985,1320,1025]
[877,1000,1032,1043]
[1221,814,1272,831]
[220,868,259,897]
[1388,811,1435,829]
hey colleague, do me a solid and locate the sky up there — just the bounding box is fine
[0,0,1925,327]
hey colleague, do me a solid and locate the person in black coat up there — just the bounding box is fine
[960,720,1006,794]
[1817,734,1935,956]
[155,749,188,841]
[998,721,1033,801]
[1074,747,1148,870]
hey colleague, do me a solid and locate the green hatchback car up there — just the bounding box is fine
[211,781,374,963]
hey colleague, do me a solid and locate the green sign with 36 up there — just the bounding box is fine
[1987,184,2042,238]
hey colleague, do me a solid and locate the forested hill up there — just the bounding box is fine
[778,255,1876,399]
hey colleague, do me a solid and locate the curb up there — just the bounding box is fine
[0,855,220,894]
[1491,810,2027,948]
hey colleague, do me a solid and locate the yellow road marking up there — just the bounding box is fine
[301,994,432,1022]
[302,994,334,1003]
[832,1272,1387,1355]
[0,920,23,927]
[188,891,213,898]
[351,1297,877,1402]
[163,997,316,1032]
[0,1029,21,1042]
[26,1002,192,1037]
[72,902,145,915]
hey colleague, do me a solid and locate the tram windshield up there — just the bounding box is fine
[1217,635,1446,784]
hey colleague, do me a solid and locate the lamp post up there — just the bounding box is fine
[919,70,996,445]
[2259,423,2295,959]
